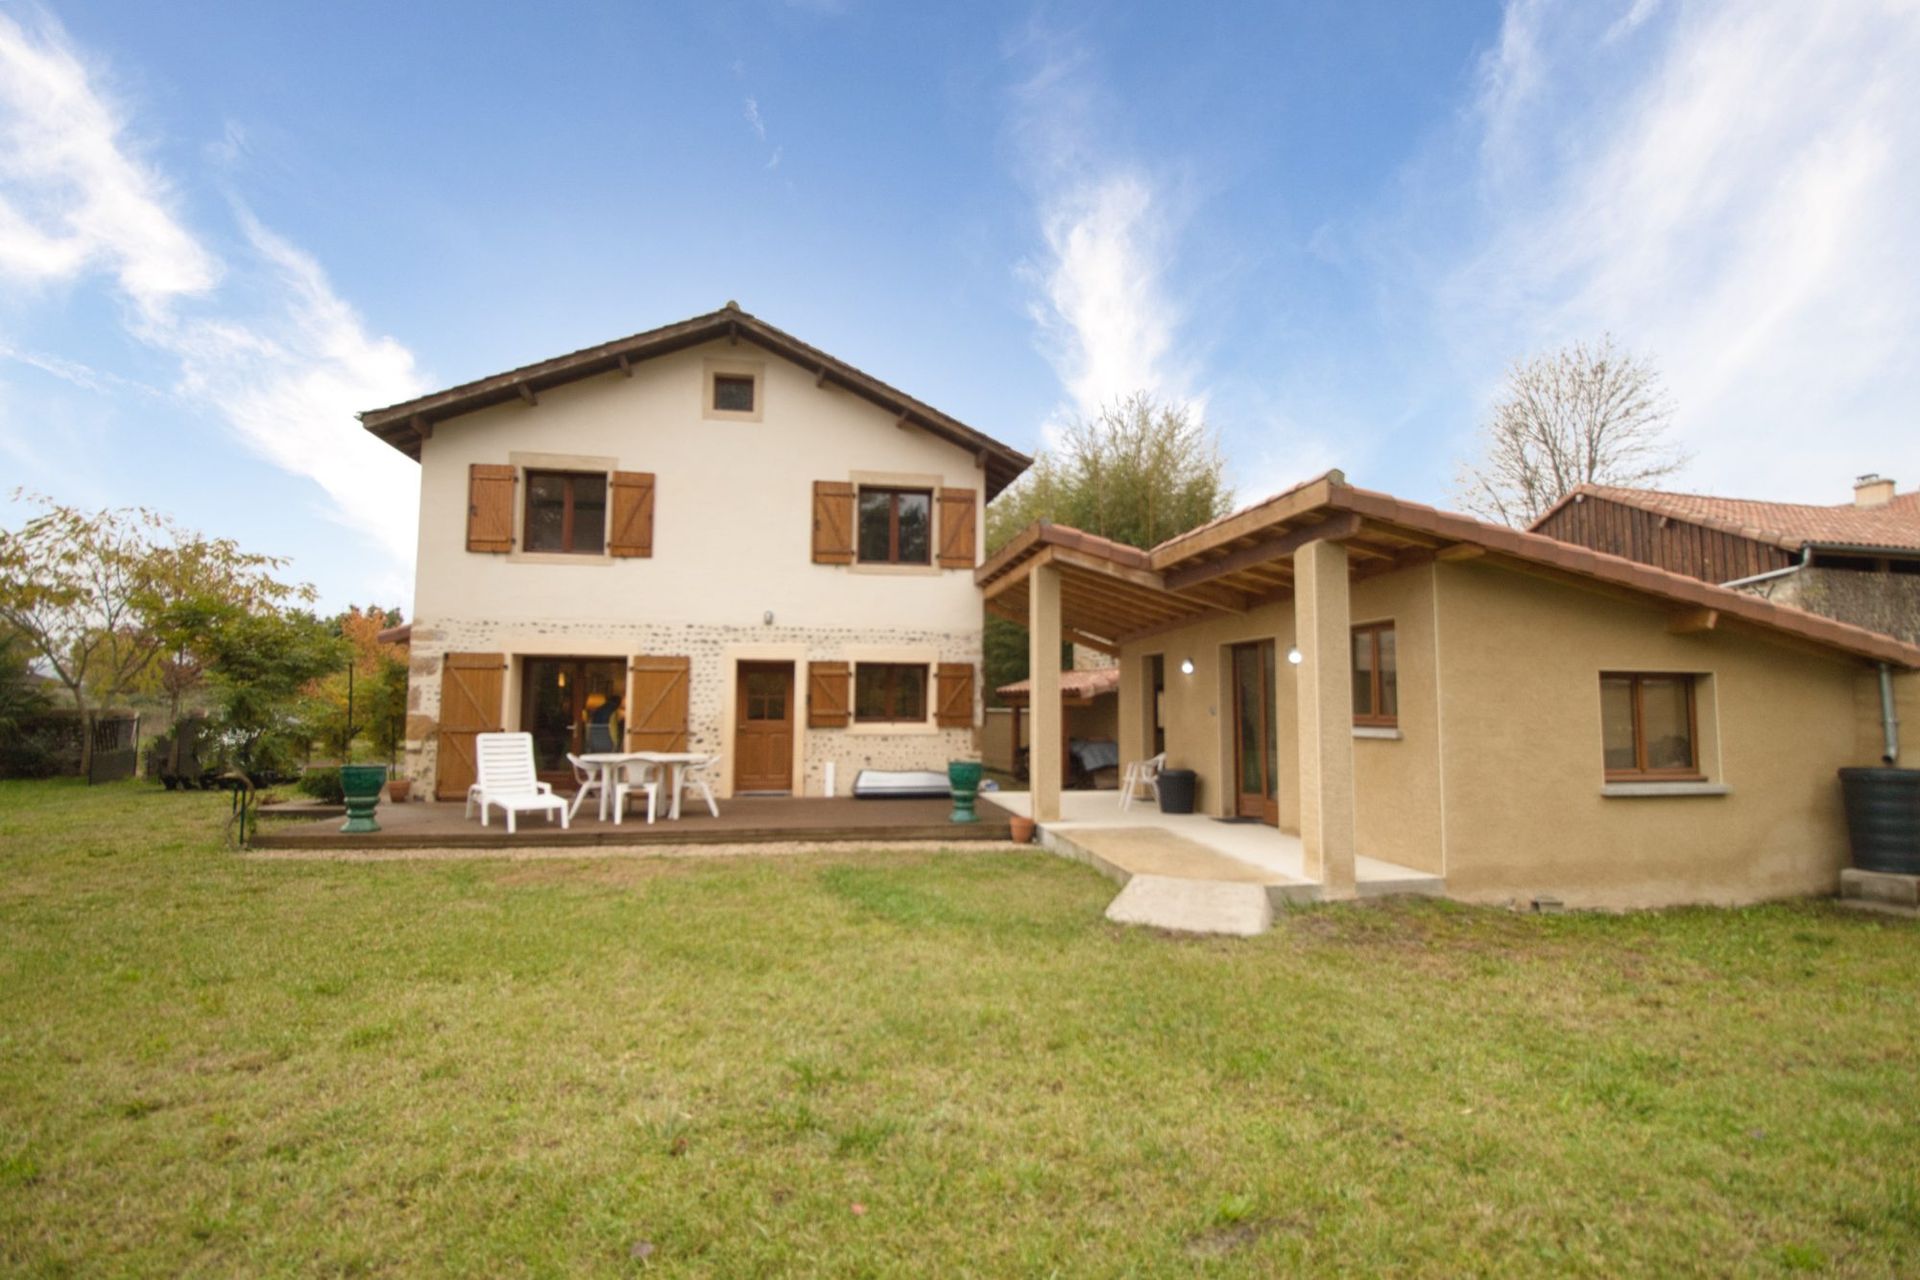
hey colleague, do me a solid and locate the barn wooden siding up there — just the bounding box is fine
[1535,496,1795,585]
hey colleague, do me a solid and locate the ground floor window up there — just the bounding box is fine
[1600,673,1700,779]
[855,663,928,723]
[1351,622,1397,727]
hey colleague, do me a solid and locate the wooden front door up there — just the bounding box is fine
[437,653,506,800]
[1231,640,1279,825]
[734,662,795,794]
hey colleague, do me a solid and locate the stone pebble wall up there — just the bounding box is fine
[403,618,982,798]
[1753,569,1920,645]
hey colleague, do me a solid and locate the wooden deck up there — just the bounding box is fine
[250,795,1009,850]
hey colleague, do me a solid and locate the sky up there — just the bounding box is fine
[2,0,1917,612]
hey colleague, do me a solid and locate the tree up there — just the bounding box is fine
[1453,335,1689,527]
[983,393,1234,698]
[307,606,406,761]
[0,492,307,773]
[187,606,347,776]
[988,392,1234,554]
[0,627,55,777]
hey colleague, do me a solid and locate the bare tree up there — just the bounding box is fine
[1454,335,1688,526]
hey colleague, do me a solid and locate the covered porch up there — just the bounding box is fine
[976,472,1459,908]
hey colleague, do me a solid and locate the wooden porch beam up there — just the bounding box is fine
[1162,512,1362,592]
[616,353,633,377]
[1065,628,1120,656]
[515,382,537,406]
[1435,542,1486,562]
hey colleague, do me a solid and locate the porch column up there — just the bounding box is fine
[1294,539,1356,898]
[1029,562,1063,823]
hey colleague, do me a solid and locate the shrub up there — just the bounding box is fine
[297,767,344,804]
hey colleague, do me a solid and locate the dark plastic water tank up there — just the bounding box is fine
[1157,768,1198,815]
[1838,768,1920,874]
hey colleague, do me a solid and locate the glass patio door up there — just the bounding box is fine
[1231,640,1279,825]
[520,657,626,786]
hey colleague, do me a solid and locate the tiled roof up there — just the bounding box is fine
[1540,484,1920,554]
[995,667,1122,699]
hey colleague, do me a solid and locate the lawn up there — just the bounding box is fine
[2,780,1917,1277]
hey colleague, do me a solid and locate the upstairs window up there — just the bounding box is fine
[857,488,932,565]
[855,663,928,723]
[1351,622,1397,727]
[712,373,756,414]
[1600,673,1699,779]
[524,470,607,554]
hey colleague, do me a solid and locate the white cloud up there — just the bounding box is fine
[1006,28,1194,425]
[0,11,427,565]
[1447,0,1920,501]
[0,12,217,314]
[743,96,766,142]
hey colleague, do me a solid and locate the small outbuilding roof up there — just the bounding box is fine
[977,471,1920,670]
[359,302,1033,499]
[995,667,1122,702]
[1533,483,1920,555]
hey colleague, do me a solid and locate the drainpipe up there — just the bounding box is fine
[1719,545,1812,591]
[1880,662,1902,765]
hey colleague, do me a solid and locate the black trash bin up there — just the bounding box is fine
[1158,768,1198,815]
[1839,767,1920,874]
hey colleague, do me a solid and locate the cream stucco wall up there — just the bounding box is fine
[1432,561,1880,908]
[1116,555,1897,907]
[401,339,991,798]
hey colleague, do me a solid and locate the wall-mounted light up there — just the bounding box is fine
[1287,646,1303,665]
[1180,658,1195,676]
[763,610,775,626]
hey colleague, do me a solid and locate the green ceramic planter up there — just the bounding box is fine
[947,760,983,824]
[339,764,390,834]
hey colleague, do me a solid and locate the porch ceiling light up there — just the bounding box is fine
[1180,658,1195,676]
[1287,646,1303,665]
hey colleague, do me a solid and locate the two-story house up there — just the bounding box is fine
[360,304,1030,803]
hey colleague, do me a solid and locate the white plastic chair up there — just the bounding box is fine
[565,752,607,822]
[1118,752,1167,812]
[674,754,722,819]
[613,759,663,825]
[466,732,570,834]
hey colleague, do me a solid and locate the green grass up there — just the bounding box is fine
[2,778,1918,1277]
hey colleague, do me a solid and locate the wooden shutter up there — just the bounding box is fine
[627,655,690,751]
[937,488,977,569]
[935,663,975,729]
[436,652,506,799]
[808,661,851,728]
[609,471,655,558]
[812,481,854,564]
[467,465,516,553]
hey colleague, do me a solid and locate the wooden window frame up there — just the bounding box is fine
[1600,672,1703,782]
[523,469,608,555]
[854,662,929,724]
[711,373,756,414]
[1351,622,1397,728]
[856,487,934,566]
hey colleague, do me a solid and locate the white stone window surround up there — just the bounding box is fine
[846,469,945,577]
[846,643,941,736]
[702,356,766,423]
[505,449,621,566]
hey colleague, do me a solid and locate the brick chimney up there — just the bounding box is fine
[1854,473,1896,508]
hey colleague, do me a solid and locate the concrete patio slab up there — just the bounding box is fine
[1104,874,1274,936]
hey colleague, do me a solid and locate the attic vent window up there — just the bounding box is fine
[713,374,756,413]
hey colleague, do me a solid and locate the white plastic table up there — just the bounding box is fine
[577,751,708,821]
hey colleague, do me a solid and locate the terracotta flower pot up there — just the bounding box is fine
[387,778,411,803]
[1009,815,1036,844]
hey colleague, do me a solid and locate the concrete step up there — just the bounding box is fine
[1104,874,1274,936]
[1840,868,1920,908]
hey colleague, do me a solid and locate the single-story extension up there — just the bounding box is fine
[980,471,1920,909]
